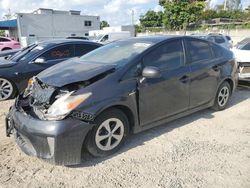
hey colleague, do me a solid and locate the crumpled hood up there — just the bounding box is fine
[37,58,116,87]
[0,58,17,68]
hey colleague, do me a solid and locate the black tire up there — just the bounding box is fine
[0,77,16,101]
[86,108,130,157]
[212,81,231,111]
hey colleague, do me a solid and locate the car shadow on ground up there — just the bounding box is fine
[69,87,250,168]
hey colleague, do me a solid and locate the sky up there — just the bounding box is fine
[0,0,250,26]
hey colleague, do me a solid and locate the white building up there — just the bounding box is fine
[0,8,100,46]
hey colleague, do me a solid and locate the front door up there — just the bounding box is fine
[138,39,190,126]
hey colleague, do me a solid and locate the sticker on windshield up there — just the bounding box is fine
[133,43,152,48]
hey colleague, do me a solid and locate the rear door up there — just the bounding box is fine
[138,39,190,126]
[185,38,219,109]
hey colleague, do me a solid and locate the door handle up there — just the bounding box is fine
[212,65,220,71]
[179,75,189,83]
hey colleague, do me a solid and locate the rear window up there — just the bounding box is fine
[187,39,213,62]
[226,36,231,41]
[214,36,225,44]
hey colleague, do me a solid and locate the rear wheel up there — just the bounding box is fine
[0,78,15,101]
[86,109,129,157]
[212,82,231,111]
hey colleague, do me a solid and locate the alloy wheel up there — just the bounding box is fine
[218,86,229,107]
[0,78,13,101]
[95,118,124,151]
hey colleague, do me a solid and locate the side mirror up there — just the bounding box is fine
[142,66,161,79]
[33,57,45,64]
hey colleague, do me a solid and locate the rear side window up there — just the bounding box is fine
[143,39,184,70]
[75,44,99,57]
[41,44,74,61]
[187,39,213,62]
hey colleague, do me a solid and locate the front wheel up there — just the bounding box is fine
[212,82,231,111]
[0,78,15,101]
[86,109,130,157]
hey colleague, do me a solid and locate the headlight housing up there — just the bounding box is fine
[44,92,92,120]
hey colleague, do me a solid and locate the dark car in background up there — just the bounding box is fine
[0,39,102,100]
[6,36,238,165]
[0,48,21,58]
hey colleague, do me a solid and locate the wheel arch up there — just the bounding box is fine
[221,77,234,94]
[1,47,12,51]
[96,104,135,134]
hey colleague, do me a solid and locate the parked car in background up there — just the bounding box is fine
[0,37,21,51]
[191,33,233,49]
[6,36,238,165]
[206,33,233,49]
[232,37,250,85]
[0,39,102,101]
[93,31,131,44]
[66,36,89,40]
[0,48,21,59]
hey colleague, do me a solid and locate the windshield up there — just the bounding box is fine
[9,44,45,62]
[96,34,104,41]
[235,38,250,49]
[80,40,153,66]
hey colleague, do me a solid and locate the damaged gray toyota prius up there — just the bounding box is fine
[6,36,238,165]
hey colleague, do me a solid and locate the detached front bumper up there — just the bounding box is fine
[6,105,94,165]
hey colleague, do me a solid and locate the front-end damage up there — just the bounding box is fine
[238,62,250,86]
[6,66,117,165]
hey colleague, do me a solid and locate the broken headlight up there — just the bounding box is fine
[44,91,92,120]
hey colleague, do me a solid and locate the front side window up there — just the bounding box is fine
[143,39,184,70]
[187,39,212,62]
[40,45,74,61]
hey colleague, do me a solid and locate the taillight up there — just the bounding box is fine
[0,43,3,45]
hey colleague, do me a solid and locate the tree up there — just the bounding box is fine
[160,0,205,30]
[0,30,5,36]
[139,10,163,28]
[100,21,110,29]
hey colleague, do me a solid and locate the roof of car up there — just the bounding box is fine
[37,39,102,47]
[119,35,179,43]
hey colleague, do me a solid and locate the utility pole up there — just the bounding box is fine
[224,0,227,10]
[131,10,134,26]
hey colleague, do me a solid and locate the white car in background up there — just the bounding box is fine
[231,38,250,85]
[191,33,233,49]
